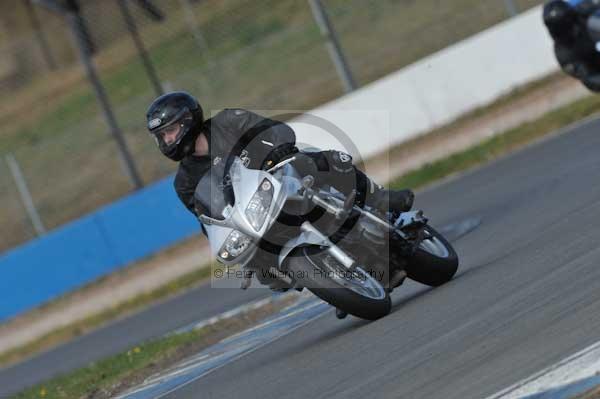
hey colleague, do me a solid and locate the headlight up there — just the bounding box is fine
[219,230,252,261]
[245,178,274,231]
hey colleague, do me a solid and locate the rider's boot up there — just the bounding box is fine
[387,269,407,293]
[376,188,415,213]
[361,176,414,213]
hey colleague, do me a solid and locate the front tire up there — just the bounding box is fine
[286,246,391,320]
[404,225,458,287]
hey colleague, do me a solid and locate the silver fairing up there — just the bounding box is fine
[200,158,303,268]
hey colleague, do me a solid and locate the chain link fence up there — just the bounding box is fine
[0,0,544,252]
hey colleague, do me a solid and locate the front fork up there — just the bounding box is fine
[276,219,357,273]
[300,221,355,269]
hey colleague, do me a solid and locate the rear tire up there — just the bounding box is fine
[286,247,391,320]
[404,225,458,287]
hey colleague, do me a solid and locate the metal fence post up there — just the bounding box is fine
[117,0,164,97]
[6,153,46,236]
[67,9,144,190]
[503,0,518,17]
[308,0,356,93]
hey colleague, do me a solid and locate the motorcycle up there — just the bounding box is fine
[195,156,458,320]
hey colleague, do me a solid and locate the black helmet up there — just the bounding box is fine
[543,0,577,40]
[146,91,204,161]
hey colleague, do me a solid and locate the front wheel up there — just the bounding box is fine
[404,225,459,287]
[286,246,391,320]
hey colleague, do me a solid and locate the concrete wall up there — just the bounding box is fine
[290,6,558,160]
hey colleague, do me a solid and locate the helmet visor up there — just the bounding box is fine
[151,110,194,152]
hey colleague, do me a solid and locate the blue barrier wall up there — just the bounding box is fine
[0,175,202,322]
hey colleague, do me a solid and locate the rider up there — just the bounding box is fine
[543,0,600,91]
[146,92,414,223]
[147,92,414,316]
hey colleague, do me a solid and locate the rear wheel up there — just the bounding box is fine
[404,225,458,286]
[286,246,391,320]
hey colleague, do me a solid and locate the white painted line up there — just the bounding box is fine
[486,340,600,399]
[115,295,328,399]
[167,290,304,336]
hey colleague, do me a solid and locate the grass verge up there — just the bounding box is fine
[0,263,212,368]
[11,293,298,399]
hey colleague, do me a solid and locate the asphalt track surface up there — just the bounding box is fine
[5,116,600,398]
[160,117,600,398]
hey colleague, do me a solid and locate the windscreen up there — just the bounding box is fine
[193,162,233,219]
